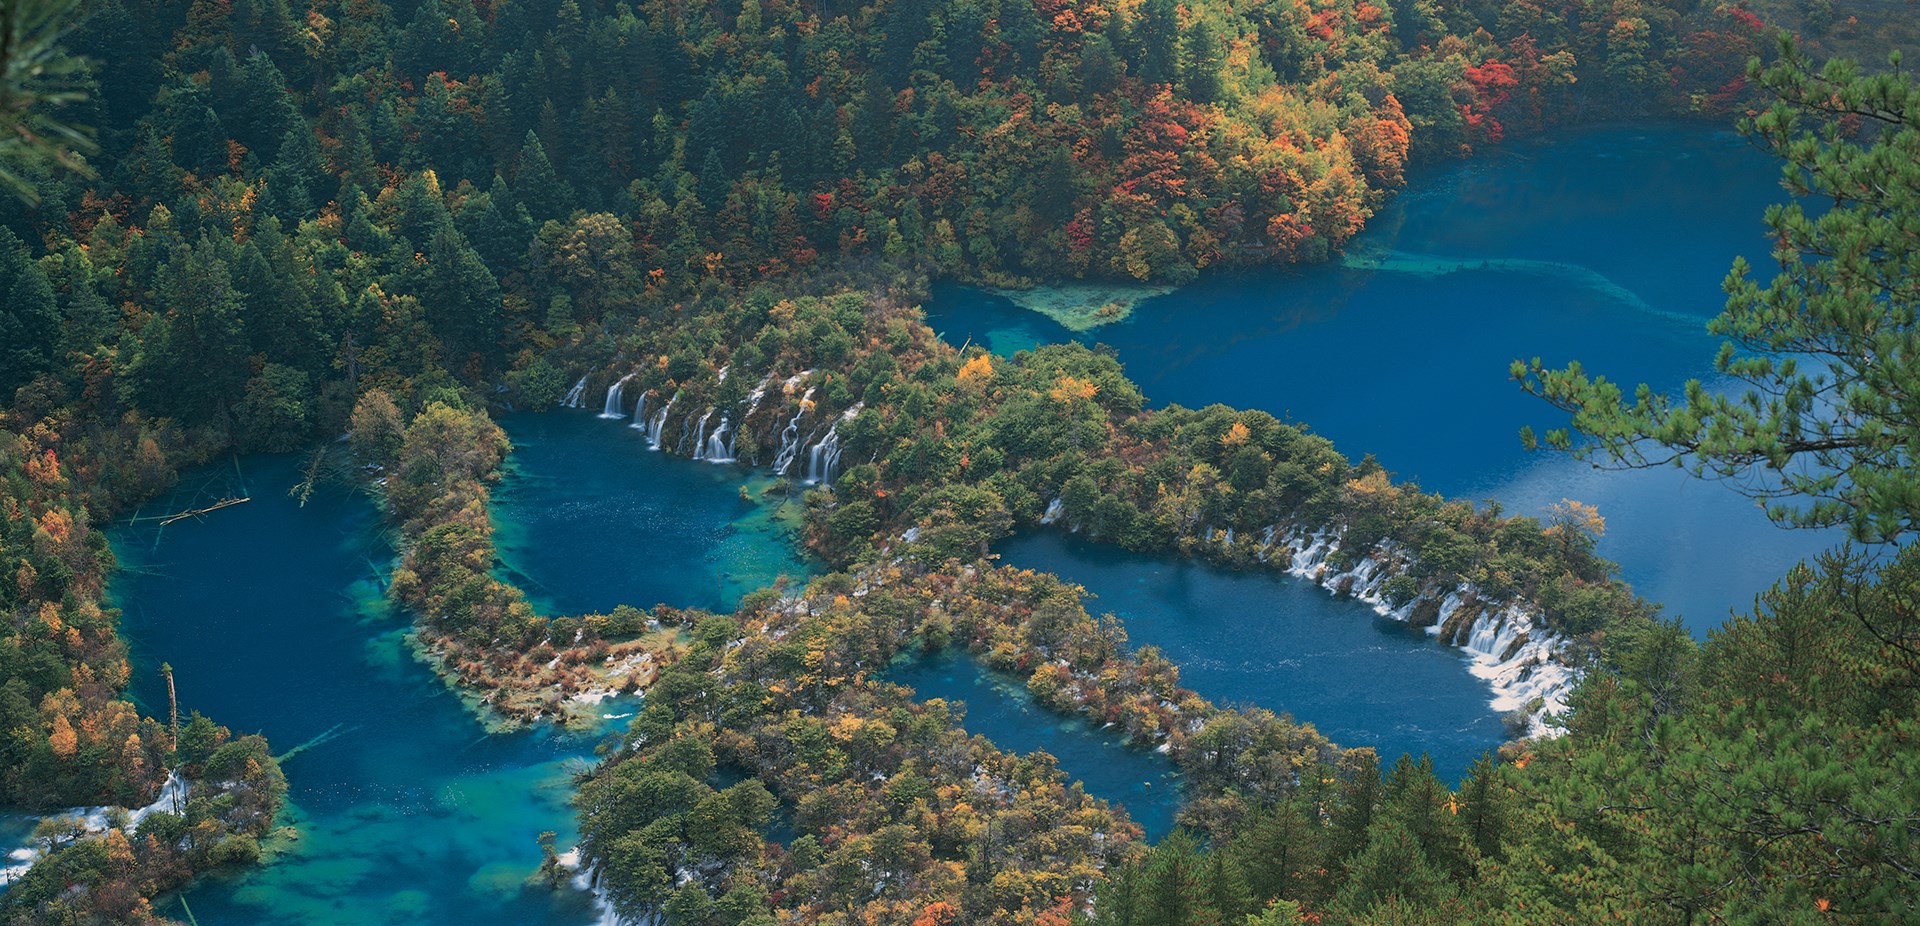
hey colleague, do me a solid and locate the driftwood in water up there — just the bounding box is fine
[155,496,249,526]
[290,448,326,507]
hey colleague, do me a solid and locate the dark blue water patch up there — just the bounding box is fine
[926,124,1843,632]
[994,532,1507,785]
[110,454,611,926]
[886,649,1182,840]
[491,410,817,617]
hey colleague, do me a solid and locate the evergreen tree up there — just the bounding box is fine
[1180,22,1223,103]
[457,177,536,272]
[419,226,503,367]
[1228,799,1321,909]
[514,129,574,221]
[1331,820,1451,916]
[131,239,250,420]
[0,229,57,393]
[1132,0,1182,87]
[1518,44,1920,543]
[264,124,326,221]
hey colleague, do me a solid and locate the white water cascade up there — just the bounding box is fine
[741,374,773,418]
[805,404,863,485]
[727,375,775,461]
[699,416,733,463]
[599,373,636,419]
[560,849,634,926]
[629,392,650,430]
[3,770,189,887]
[646,392,678,450]
[1243,524,1578,737]
[686,409,715,457]
[772,386,818,475]
[560,374,589,408]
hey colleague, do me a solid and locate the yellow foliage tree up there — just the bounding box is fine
[1049,375,1099,403]
[48,711,76,757]
[957,353,993,387]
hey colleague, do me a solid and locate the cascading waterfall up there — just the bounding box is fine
[687,409,715,459]
[1246,523,1578,737]
[599,373,636,419]
[629,391,650,430]
[772,386,818,475]
[805,403,863,485]
[702,416,733,463]
[646,392,678,450]
[806,424,840,484]
[560,849,630,926]
[3,770,189,887]
[742,375,773,418]
[560,374,589,408]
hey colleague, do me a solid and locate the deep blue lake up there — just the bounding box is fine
[505,411,1190,836]
[999,532,1505,783]
[110,454,609,926]
[926,125,1843,633]
[886,649,1183,839]
[491,410,816,616]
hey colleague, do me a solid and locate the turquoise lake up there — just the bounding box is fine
[501,410,1189,833]
[926,124,1843,634]
[998,533,1504,782]
[110,454,611,926]
[491,410,816,616]
[886,649,1183,839]
[83,125,1833,911]
[97,425,1194,924]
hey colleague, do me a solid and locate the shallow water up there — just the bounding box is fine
[925,124,1844,633]
[886,649,1183,838]
[996,533,1506,783]
[491,410,817,616]
[110,454,611,926]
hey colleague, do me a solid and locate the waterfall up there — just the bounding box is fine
[629,392,650,430]
[771,387,817,475]
[561,374,589,408]
[599,373,636,419]
[646,392,678,450]
[1259,522,1580,736]
[687,409,715,458]
[4,769,190,887]
[805,404,863,486]
[742,374,773,418]
[805,423,839,485]
[561,850,632,926]
[702,416,733,463]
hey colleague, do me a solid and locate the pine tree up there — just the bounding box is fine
[0,228,57,393]
[1131,0,1182,87]
[514,129,574,221]
[419,226,503,368]
[132,239,250,420]
[1517,43,1920,543]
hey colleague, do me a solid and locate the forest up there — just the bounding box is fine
[0,0,1913,921]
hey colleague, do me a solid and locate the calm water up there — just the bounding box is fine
[492,411,816,616]
[110,455,610,926]
[504,411,1185,836]
[926,125,1842,632]
[887,650,1183,839]
[999,533,1505,783]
